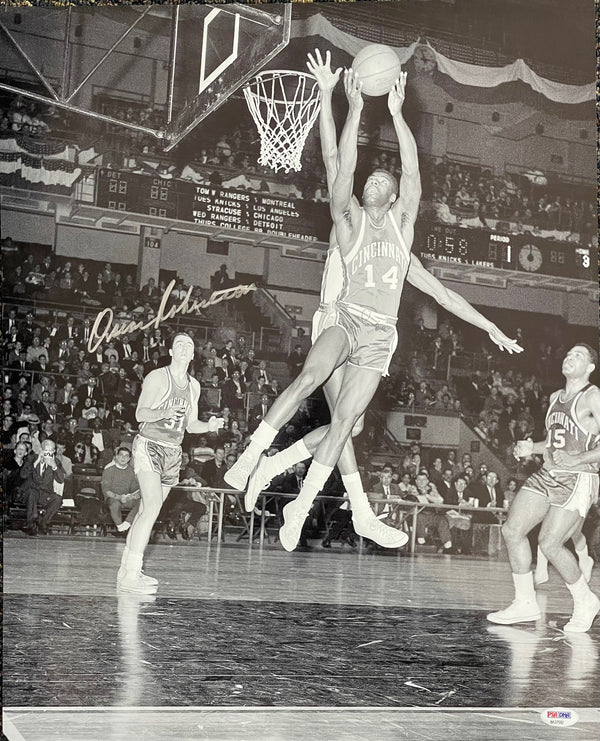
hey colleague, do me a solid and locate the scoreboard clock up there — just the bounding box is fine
[417,223,595,281]
[418,223,514,269]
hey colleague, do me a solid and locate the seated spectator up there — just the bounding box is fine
[3,441,29,506]
[72,433,99,467]
[201,445,228,489]
[19,439,65,535]
[445,474,472,554]
[221,369,246,418]
[101,446,141,535]
[164,453,209,540]
[403,471,453,553]
[248,393,272,434]
[287,344,306,379]
[211,264,231,291]
[368,468,405,530]
[189,435,215,465]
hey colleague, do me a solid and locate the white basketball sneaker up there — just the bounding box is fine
[352,511,409,548]
[563,592,600,633]
[224,450,259,491]
[487,599,541,625]
[279,502,308,552]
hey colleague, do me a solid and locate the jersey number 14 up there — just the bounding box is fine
[364,264,399,290]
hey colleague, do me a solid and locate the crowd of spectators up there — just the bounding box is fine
[0,96,60,138]
[2,89,595,250]
[423,158,596,244]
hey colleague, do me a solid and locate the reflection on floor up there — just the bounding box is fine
[3,537,599,740]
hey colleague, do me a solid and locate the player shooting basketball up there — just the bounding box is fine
[226,54,522,551]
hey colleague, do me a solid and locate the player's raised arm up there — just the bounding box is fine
[307,49,341,189]
[387,72,421,229]
[331,68,363,240]
[406,255,523,354]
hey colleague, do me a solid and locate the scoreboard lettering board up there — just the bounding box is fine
[96,169,330,242]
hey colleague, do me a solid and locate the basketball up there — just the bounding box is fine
[351,44,402,96]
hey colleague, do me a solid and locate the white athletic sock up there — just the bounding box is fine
[265,440,311,479]
[294,461,333,511]
[246,421,278,457]
[512,571,536,603]
[575,541,590,561]
[341,472,371,517]
[117,521,130,532]
[536,546,548,572]
[567,573,593,602]
[124,550,144,574]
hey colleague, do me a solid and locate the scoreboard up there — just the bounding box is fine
[416,223,595,281]
[95,169,330,242]
[95,168,195,220]
[95,170,595,282]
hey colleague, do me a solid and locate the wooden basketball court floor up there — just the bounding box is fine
[3,535,599,740]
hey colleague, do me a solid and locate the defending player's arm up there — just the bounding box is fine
[306,49,341,189]
[553,386,600,468]
[387,72,421,235]
[185,376,225,435]
[330,68,363,249]
[135,370,183,424]
[407,255,523,354]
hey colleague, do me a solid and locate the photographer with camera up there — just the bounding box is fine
[20,438,65,535]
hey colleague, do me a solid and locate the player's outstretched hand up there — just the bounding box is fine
[207,416,225,432]
[387,71,407,115]
[343,68,363,111]
[488,326,524,354]
[307,49,342,92]
[513,439,534,459]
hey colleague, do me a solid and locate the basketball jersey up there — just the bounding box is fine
[139,367,196,446]
[543,383,600,472]
[320,242,346,305]
[341,209,410,319]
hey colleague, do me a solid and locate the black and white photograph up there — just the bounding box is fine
[1,1,598,739]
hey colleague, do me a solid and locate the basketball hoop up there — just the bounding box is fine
[244,70,321,173]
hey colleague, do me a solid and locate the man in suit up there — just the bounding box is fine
[287,345,306,380]
[248,394,271,434]
[139,277,159,302]
[3,308,19,336]
[51,339,72,366]
[201,446,228,490]
[472,470,502,524]
[77,376,98,405]
[144,350,162,375]
[33,390,53,423]
[8,350,30,383]
[57,315,79,343]
[20,438,65,535]
[437,466,456,504]
[370,467,405,525]
[221,369,246,418]
[119,335,135,363]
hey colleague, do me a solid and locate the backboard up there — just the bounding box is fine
[0,3,290,151]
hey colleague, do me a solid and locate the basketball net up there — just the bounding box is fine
[244,70,321,173]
